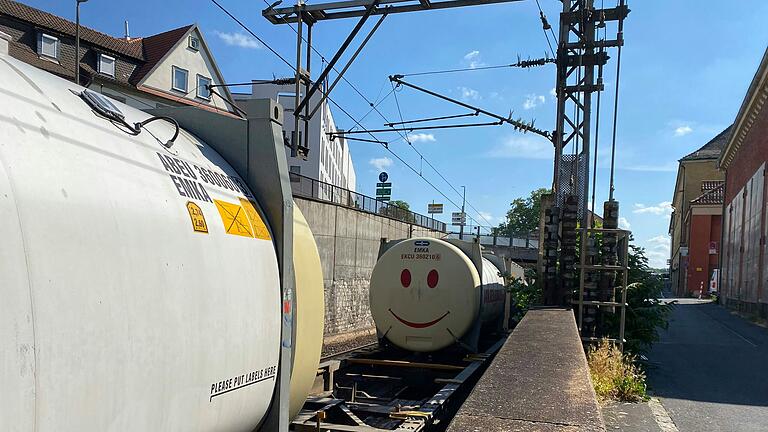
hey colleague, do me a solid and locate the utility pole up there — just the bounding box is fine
[460,185,466,240]
[75,0,88,85]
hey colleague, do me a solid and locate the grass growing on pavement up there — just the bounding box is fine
[587,339,647,403]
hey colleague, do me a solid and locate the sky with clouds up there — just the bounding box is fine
[30,0,768,267]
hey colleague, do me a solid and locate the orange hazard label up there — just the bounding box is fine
[214,199,254,238]
[239,198,271,240]
[186,201,208,233]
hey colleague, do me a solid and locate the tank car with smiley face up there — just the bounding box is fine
[369,237,506,352]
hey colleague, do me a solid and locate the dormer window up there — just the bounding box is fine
[188,35,200,51]
[37,33,58,60]
[98,54,115,77]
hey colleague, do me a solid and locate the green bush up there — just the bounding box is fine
[506,268,540,323]
[588,339,647,403]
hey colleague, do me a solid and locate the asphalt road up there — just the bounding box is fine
[644,298,768,431]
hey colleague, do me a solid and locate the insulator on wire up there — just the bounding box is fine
[540,11,552,30]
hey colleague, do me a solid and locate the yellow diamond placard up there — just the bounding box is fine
[239,198,272,240]
[214,199,254,238]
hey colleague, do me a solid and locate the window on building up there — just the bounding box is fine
[188,35,200,51]
[98,54,116,77]
[196,75,211,100]
[37,33,58,59]
[172,66,189,93]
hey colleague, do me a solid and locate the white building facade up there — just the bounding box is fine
[235,83,356,193]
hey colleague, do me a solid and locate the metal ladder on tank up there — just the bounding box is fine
[574,227,629,349]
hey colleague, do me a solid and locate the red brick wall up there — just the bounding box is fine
[724,104,768,205]
[710,214,722,271]
[686,214,720,295]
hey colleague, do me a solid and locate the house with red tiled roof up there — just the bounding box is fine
[0,0,237,116]
[669,127,730,297]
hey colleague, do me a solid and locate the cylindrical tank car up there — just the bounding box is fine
[0,53,322,431]
[369,237,506,352]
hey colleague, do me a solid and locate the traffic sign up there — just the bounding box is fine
[428,203,444,214]
[376,182,392,188]
[379,172,389,183]
[451,212,466,225]
[376,188,392,196]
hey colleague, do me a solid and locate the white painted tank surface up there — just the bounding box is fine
[0,54,314,430]
[369,238,505,352]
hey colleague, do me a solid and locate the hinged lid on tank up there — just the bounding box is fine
[78,89,124,121]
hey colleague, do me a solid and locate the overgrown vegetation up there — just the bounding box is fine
[587,339,647,402]
[506,268,540,324]
[610,241,673,354]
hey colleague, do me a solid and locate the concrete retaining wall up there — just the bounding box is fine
[295,197,443,336]
[447,308,605,431]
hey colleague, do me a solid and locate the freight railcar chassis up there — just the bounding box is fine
[292,336,506,431]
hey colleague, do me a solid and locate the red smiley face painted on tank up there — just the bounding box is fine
[389,268,450,328]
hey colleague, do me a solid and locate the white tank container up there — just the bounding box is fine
[0,54,318,431]
[369,238,505,352]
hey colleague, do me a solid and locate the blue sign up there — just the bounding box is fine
[379,171,389,183]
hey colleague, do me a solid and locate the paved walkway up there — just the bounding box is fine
[605,298,768,431]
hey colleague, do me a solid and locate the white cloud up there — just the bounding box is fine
[674,125,693,137]
[648,235,671,248]
[646,250,669,269]
[619,217,631,230]
[523,94,546,110]
[369,157,393,171]
[486,136,553,160]
[645,235,671,268]
[458,86,480,101]
[633,201,673,216]
[463,50,485,69]
[214,31,262,49]
[407,133,436,143]
[549,87,557,97]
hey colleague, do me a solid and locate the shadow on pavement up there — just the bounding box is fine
[647,299,768,407]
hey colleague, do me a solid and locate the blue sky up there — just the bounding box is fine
[26,0,768,267]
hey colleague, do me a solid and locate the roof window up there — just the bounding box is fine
[37,33,58,60]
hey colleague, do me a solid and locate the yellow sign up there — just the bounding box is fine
[214,199,254,238]
[186,201,208,233]
[240,198,272,240]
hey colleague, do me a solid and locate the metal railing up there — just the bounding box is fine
[446,226,539,249]
[290,172,447,232]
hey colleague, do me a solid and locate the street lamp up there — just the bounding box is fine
[75,0,89,85]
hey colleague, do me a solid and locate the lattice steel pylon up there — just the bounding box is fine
[543,0,629,307]
[553,0,628,217]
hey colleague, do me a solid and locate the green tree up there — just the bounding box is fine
[389,200,410,211]
[494,188,550,236]
[379,200,415,223]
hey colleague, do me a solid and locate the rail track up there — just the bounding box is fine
[321,342,380,362]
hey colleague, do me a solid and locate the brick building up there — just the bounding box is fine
[669,128,728,296]
[0,0,236,116]
[719,47,768,315]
